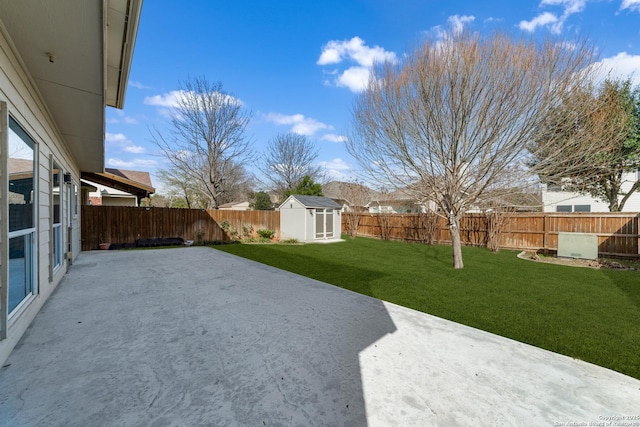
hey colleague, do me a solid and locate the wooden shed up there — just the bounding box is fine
[279,195,342,242]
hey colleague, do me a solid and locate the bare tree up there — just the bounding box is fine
[151,76,252,208]
[260,133,324,198]
[338,180,372,237]
[348,30,601,268]
[157,167,207,209]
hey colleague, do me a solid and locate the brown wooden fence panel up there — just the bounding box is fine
[343,212,640,257]
[81,206,280,251]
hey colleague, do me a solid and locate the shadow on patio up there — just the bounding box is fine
[0,247,396,426]
[2,246,640,426]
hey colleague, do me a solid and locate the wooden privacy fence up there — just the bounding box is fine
[344,212,640,257]
[81,206,280,251]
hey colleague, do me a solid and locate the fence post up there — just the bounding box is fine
[543,213,548,251]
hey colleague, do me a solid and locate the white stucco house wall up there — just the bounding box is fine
[542,169,640,212]
[218,201,250,211]
[0,0,142,366]
[279,195,342,242]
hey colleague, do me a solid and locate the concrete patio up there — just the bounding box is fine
[1,247,639,426]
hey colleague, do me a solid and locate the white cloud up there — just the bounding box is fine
[591,52,640,86]
[621,0,640,11]
[264,113,331,136]
[336,66,372,92]
[123,116,138,124]
[107,158,158,168]
[318,158,353,181]
[541,0,587,15]
[317,36,396,67]
[123,145,146,154]
[519,12,559,32]
[317,37,397,93]
[105,132,146,154]
[144,90,244,118]
[427,14,476,49]
[520,0,587,33]
[448,15,475,35]
[320,134,348,143]
[105,132,128,144]
[107,111,138,125]
[144,90,185,108]
[129,80,150,89]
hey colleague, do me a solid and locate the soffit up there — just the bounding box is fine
[0,0,142,172]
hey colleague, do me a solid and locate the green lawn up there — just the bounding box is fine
[213,236,640,380]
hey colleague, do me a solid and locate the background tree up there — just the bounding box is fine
[348,30,601,269]
[151,76,252,208]
[157,168,207,209]
[249,191,274,210]
[532,78,640,211]
[260,133,324,199]
[337,180,372,237]
[283,175,323,198]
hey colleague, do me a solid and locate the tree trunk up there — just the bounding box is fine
[449,216,464,269]
[609,200,621,212]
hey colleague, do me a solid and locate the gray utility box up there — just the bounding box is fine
[557,232,598,260]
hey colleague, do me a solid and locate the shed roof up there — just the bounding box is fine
[284,195,341,209]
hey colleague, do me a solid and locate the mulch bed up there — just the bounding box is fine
[518,251,639,271]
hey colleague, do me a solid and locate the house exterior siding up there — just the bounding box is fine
[542,170,640,212]
[0,1,142,367]
[0,27,82,364]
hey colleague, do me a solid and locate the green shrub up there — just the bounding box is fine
[279,238,299,244]
[219,220,238,239]
[257,229,275,239]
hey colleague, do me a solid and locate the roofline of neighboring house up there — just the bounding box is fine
[81,171,155,201]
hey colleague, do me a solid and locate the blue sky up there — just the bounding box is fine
[105,0,640,193]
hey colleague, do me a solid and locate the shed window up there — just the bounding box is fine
[556,205,572,212]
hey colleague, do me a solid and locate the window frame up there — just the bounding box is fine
[4,112,39,322]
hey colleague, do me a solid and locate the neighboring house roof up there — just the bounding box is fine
[104,168,154,188]
[8,158,34,179]
[218,201,250,209]
[282,195,342,209]
[81,168,155,201]
[322,181,376,204]
[0,0,143,171]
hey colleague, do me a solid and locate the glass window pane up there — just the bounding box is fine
[73,183,78,216]
[52,162,61,225]
[556,205,572,213]
[315,209,323,237]
[8,117,35,232]
[8,234,33,313]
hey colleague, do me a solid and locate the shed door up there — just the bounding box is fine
[314,209,334,239]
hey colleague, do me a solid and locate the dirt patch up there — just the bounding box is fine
[518,251,639,271]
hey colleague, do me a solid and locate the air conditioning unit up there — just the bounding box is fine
[557,232,598,260]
